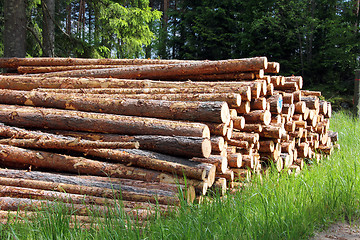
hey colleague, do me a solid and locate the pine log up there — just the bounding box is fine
[0,144,211,184]
[0,138,138,151]
[228,153,242,168]
[243,110,271,125]
[232,169,252,182]
[241,124,263,133]
[265,62,280,74]
[41,130,210,158]
[206,122,228,136]
[242,155,254,169]
[258,140,275,152]
[44,92,242,108]
[232,116,245,130]
[294,102,306,114]
[251,97,267,110]
[85,148,215,182]
[0,168,199,198]
[31,57,268,79]
[35,86,252,101]
[0,104,210,138]
[216,169,234,181]
[285,76,303,89]
[0,57,194,68]
[0,184,139,207]
[17,64,136,73]
[328,131,338,142]
[301,90,322,97]
[171,71,264,81]
[254,80,268,96]
[326,102,332,118]
[297,143,309,158]
[282,93,294,104]
[227,139,249,149]
[0,170,182,204]
[292,91,302,102]
[267,94,283,114]
[236,101,251,114]
[266,83,274,96]
[192,155,227,174]
[210,136,225,152]
[302,96,320,110]
[231,131,259,144]
[319,100,328,115]
[211,178,227,196]
[275,81,299,91]
[259,125,283,139]
[0,197,154,219]
[285,121,296,132]
[1,134,211,159]
[0,90,230,124]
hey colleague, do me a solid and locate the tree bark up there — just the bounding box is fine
[3,0,27,59]
[0,197,153,219]
[41,131,211,158]
[0,144,208,184]
[0,176,179,205]
[0,57,193,68]
[0,89,230,124]
[0,138,138,150]
[30,57,268,79]
[0,168,193,203]
[0,104,210,138]
[35,85,251,101]
[41,0,55,57]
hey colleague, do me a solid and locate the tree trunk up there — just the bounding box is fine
[3,0,27,59]
[0,104,210,138]
[41,0,55,57]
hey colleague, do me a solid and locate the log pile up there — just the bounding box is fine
[0,57,338,220]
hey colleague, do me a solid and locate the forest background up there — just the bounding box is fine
[1,0,359,97]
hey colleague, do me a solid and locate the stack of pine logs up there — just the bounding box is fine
[0,57,338,221]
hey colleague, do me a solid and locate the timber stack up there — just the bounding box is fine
[0,57,338,221]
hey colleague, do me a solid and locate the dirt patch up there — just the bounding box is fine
[312,222,360,240]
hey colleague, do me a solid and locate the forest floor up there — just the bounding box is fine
[312,220,360,239]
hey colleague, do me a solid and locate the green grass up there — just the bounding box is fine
[1,111,360,239]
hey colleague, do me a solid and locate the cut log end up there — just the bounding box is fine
[202,138,212,158]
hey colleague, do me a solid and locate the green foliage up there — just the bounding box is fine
[97,0,161,58]
[161,0,359,91]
